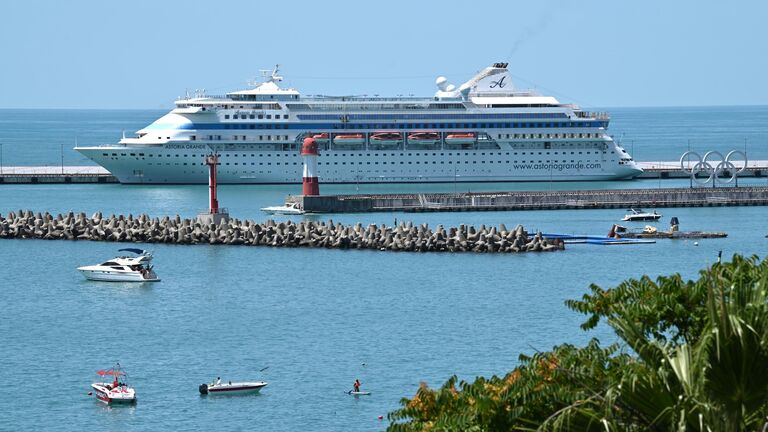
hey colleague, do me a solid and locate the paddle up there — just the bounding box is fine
[259,366,269,372]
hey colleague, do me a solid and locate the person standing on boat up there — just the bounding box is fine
[353,379,361,393]
[216,377,221,386]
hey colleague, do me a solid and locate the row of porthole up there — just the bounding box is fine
[179,167,602,176]
[107,148,608,159]
[181,166,605,176]
[113,154,612,165]
[151,158,615,168]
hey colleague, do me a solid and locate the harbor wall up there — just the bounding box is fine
[0,210,563,253]
[290,186,768,213]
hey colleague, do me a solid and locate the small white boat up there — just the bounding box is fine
[622,208,662,222]
[260,202,305,215]
[199,379,268,395]
[91,363,137,405]
[78,249,159,282]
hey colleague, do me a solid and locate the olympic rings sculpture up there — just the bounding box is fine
[679,150,747,185]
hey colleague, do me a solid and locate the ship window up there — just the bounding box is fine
[250,115,255,119]
[258,115,263,119]
[225,115,230,119]
[266,115,272,119]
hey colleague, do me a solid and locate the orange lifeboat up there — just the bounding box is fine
[370,132,402,141]
[445,133,476,144]
[333,133,365,146]
[407,132,440,142]
[311,133,329,143]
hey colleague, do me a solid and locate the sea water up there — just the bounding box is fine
[1,107,768,431]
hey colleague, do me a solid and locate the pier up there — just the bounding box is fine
[636,160,767,179]
[0,166,116,183]
[290,186,768,213]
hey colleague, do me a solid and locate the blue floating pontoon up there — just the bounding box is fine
[542,233,655,245]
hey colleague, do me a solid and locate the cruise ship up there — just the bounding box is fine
[76,63,642,184]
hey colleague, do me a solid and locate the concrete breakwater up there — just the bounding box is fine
[0,210,563,253]
[291,186,768,213]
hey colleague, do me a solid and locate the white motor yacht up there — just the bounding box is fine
[78,249,160,282]
[622,208,662,222]
[91,363,137,404]
[260,202,305,215]
[199,378,268,395]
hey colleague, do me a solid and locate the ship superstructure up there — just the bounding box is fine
[76,64,642,184]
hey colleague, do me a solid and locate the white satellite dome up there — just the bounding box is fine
[436,76,449,91]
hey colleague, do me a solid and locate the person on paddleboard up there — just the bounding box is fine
[353,379,361,393]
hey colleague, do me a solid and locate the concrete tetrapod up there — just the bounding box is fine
[0,210,564,253]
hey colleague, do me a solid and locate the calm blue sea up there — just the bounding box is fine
[1,107,768,431]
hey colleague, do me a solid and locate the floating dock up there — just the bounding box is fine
[0,166,116,183]
[289,186,768,213]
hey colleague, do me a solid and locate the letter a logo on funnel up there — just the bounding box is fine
[490,76,507,88]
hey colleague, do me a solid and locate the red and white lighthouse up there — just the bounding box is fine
[205,153,219,213]
[301,137,320,196]
[197,152,229,224]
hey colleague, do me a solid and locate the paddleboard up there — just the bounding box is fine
[349,391,371,396]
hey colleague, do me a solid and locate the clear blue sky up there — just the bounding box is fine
[1,0,766,109]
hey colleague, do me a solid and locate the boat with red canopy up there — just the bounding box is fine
[91,363,137,404]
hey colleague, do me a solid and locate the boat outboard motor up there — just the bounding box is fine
[199,383,209,395]
[670,217,680,232]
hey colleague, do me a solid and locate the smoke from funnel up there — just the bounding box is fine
[506,15,551,60]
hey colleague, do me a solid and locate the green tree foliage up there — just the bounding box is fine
[388,255,768,431]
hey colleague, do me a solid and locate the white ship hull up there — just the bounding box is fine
[75,63,643,184]
[77,145,640,184]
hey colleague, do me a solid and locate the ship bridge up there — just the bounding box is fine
[227,65,300,101]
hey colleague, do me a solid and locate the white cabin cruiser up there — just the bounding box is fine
[91,363,137,404]
[260,202,305,215]
[78,249,160,282]
[622,208,662,222]
[199,378,268,395]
